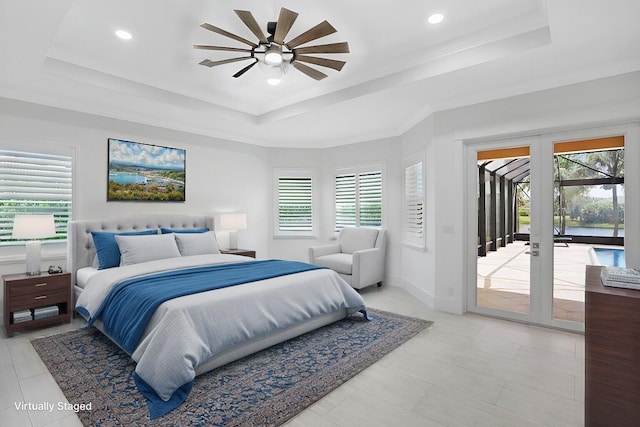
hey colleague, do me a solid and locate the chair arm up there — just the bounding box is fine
[352,248,384,288]
[308,243,341,263]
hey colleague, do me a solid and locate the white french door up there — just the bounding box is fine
[466,136,576,329]
[466,123,639,332]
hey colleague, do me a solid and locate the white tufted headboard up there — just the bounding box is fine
[66,215,214,285]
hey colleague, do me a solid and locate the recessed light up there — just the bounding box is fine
[115,30,132,40]
[428,13,444,24]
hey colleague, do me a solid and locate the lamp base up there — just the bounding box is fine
[228,230,238,250]
[25,240,42,276]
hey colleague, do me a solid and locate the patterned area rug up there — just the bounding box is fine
[32,309,432,426]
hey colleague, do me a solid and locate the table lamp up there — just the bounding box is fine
[217,213,247,250]
[12,214,56,275]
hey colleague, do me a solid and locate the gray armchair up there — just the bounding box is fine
[309,227,386,290]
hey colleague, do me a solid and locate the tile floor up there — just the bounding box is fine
[0,286,585,427]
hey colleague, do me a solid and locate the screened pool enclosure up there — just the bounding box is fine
[477,138,625,257]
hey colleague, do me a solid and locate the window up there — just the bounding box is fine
[335,165,383,232]
[404,154,425,249]
[0,149,72,244]
[273,169,316,237]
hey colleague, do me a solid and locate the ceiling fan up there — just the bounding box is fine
[194,7,350,84]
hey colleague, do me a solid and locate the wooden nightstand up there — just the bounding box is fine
[220,249,256,258]
[3,272,71,337]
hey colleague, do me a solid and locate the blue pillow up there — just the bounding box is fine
[92,229,158,269]
[160,227,209,234]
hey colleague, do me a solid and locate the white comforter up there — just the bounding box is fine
[76,254,367,402]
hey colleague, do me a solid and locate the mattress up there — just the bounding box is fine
[76,267,99,289]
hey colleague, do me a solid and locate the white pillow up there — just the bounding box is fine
[174,231,221,256]
[115,233,181,266]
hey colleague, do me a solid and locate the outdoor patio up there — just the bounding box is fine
[476,241,608,323]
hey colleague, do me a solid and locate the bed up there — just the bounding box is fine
[67,215,368,418]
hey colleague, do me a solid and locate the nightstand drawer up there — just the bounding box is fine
[10,288,69,311]
[8,276,68,296]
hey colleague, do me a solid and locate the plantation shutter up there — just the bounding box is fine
[404,160,424,245]
[277,176,313,232]
[335,166,383,232]
[359,171,382,227]
[0,149,72,244]
[335,173,356,231]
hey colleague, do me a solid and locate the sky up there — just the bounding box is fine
[589,185,624,200]
[109,139,185,169]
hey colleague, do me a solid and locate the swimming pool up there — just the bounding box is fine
[593,248,626,268]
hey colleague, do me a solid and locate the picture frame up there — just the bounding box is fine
[107,138,186,202]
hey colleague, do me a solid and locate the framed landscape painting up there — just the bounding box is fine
[107,138,186,201]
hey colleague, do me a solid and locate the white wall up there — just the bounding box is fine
[267,137,403,285]
[0,99,270,321]
[399,116,436,306]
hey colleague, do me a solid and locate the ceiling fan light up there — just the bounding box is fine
[428,13,444,24]
[115,30,132,40]
[264,45,283,66]
[265,65,283,85]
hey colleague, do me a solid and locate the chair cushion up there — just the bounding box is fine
[339,228,379,254]
[314,253,353,275]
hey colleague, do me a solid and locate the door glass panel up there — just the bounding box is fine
[552,143,625,323]
[477,148,531,315]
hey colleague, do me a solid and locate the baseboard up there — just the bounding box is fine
[388,275,464,315]
[393,276,435,309]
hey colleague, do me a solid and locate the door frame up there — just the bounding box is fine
[465,123,635,331]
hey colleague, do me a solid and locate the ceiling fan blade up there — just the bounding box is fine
[199,23,257,48]
[233,59,259,78]
[292,62,328,80]
[193,45,253,53]
[234,10,269,44]
[273,8,299,45]
[199,57,253,68]
[286,21,336,49]
[293,42,350,55]
[294,55,346,71]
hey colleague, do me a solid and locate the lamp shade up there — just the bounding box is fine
[217,213,247,231]
[12,214,56,239]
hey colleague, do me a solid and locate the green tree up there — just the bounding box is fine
[586,149,624,237]
[554,155,589,234]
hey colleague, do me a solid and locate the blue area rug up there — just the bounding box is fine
[32,309,432,426]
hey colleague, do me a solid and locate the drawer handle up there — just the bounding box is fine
[34,295,47,300]
[35,283,48,287]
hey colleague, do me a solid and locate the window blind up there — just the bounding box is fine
[359,171,382,227]
[404,161,424,242]
[0,149,72,244]
[335,173,356,231]
[277,176,313,232]
[335,168,382,232]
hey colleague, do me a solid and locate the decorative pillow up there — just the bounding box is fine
[174,231,221,256]
[115,233,181,266]
[91,229,158,270]
[160,227,209,234]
